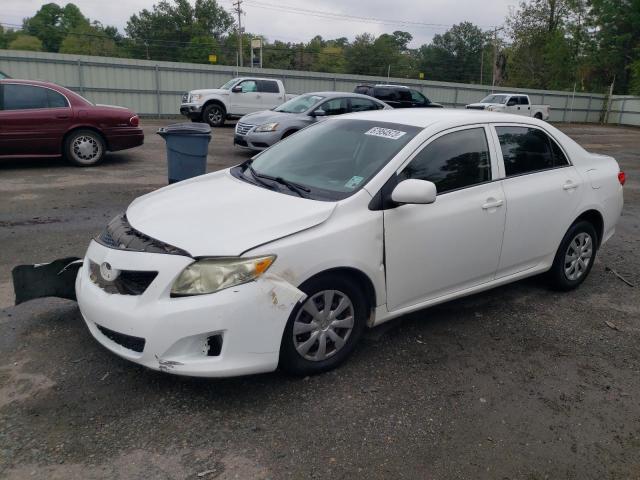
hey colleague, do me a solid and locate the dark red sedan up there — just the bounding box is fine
[0,79,143,166]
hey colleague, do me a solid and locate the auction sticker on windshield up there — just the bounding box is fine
[345,176,364,189]
[364,127,407,140]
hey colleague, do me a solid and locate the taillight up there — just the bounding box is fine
[618,171,626,186]
[129,115,139,127]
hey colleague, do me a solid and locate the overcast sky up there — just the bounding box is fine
[2,0,518,46]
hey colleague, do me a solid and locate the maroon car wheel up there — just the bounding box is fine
[64,130,105,166]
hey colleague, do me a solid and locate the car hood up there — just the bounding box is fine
[239,110,301,125]
[190,88,228,96]
[126,170,336,257]
[467,102,503,108]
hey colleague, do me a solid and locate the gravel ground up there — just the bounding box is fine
[0,121,638,479]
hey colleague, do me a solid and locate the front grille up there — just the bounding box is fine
[89,261,158,296]
[97,214,190,257]
[97,324,145,353]
[466,105,485,110]
[235,122,254,136]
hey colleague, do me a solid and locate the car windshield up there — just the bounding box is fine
[234,119,421,200]
[274,94,325,113]
[219,79,238,90]
[481,94,509,104]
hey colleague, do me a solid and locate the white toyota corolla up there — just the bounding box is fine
[76,110,624,377]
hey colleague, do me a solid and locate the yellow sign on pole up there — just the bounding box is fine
[208,54,217,64]
[419,72,425,80]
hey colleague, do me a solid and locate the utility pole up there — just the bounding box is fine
[480,47,484,85]
[491,27,498,89]
[233,0,243,68]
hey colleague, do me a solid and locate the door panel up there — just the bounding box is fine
[384,125,506,311]
[0,84,72,156]
[385,182,506,310]
[229,80,261,114]
[496,167,582,276]
[492,124,584,276]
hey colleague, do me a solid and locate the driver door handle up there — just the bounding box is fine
[482,199,504,210]
[563,181,578,191]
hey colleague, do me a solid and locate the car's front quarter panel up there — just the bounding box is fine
[246,191,386,315]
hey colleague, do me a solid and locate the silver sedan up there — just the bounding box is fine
[233,92,391,151]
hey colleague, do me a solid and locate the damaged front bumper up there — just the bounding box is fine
[75,240,305,377]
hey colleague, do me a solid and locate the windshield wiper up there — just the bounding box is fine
[243,160,310,197]
[272,176,311,197]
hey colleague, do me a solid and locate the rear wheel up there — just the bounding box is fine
[279,274,367,375]
[202,104,225,127]
[64,129,105,166]
[547,221,597,290]
[534,112,543,119]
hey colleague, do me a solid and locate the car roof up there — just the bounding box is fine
[340,108,545,128]
[356,84,411,89]
[301,91,385,100]
[0,78,61,88]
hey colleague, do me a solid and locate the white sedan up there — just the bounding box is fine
[76,110,624,377]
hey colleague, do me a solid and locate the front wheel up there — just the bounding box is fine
[279,274,367,375]
[547,221,598,290]
[64,129,105,166]
[202,104,225,127]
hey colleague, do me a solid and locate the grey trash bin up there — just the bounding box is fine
[157,122,212,184]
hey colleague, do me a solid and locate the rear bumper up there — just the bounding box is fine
[105,128,144,152]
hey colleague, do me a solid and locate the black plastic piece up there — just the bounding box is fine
[96,324,146,353]
[368,174,400,211]
[97,214,191,257]
[206,335,223,356]
[12,257,82,305]
[88,261,157,296]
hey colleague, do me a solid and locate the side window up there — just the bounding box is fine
[519,96,529,105]
[3,84,49,110]
[47,89,68,108]
[506,96,517,106]
[258,80,279,93]
[319,98,348,116]
[239,80,257,93]
[350,97,381,112]
[409,89,428,104]
[496,126,555,176]
[549,137,569,167]
[398,127,492,194]
[373,88,396,101]
[397,90,412,102]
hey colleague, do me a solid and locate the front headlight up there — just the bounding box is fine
[190,94,202,102]
[254,122,279,132]
[171,255,275,296]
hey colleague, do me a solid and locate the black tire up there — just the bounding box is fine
[279,274,368,376]
[534,112,543,119]
[202,103,225,127]
[547,220,598,291]
[64,129,106,167]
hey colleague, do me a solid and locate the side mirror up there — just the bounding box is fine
[310,109,326,117]
[232,85,243,93]
[391,179,437,205]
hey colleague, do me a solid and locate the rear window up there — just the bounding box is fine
[258,80,279,93]
[373,88,397,101]
[496,126,568,176]
[2,84,68,110]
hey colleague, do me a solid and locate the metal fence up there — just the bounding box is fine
[1,49,638,126]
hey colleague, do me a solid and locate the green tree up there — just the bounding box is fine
[59,23,118,57]
[125,0,234,62]
[588,0,640,93]
[23,2,90,52]
[0,26,19,49]
[417,22,488,83]
[8,34,43,51]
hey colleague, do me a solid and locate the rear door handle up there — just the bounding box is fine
[55,114,70,119]
[563,181,578,191]
[482,199,504,210]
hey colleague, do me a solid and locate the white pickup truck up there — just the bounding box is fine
[180,77,295,127]
[466,94,551,120]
